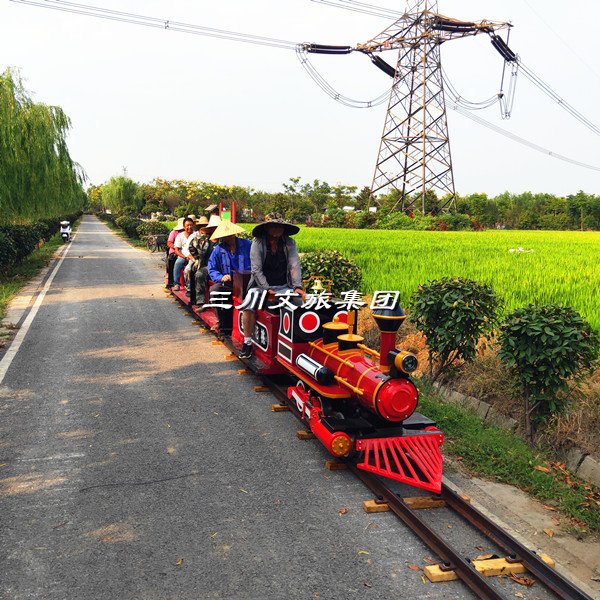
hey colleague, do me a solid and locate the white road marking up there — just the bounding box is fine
[0,237,74,385]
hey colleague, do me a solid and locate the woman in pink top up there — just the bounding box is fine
[165,218,184,289]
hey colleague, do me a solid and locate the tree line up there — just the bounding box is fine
[0,68,86,224]
[90,175,600,231]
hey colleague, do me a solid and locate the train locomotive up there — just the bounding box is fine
[171,270,444,494]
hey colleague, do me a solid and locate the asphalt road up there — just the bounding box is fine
[0,216,541,600]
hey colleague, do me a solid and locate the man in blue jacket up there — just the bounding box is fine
[207,220,252,337]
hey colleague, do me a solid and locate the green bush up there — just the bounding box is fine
[0,225,38,263]
[436,212,473,231]
[0,232,17,273]
[96,212,115,224]
[115,216,144,238]
[376,212,416,230]
[300,250,362,297]
[136,221,170,238]
[410,277,501,383]
[498,305,599,441]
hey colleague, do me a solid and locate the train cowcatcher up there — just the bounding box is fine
[169,269,444,494]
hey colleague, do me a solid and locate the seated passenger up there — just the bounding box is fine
[165,217,184,290]
[172,217,196,291]
[187,215,220,308]
[240,214,303,359]
[207,221,251,337]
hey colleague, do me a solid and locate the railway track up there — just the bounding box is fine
[181,295,593,600]
[246,363,593,600]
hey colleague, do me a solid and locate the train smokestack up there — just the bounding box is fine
[372,302,406,371]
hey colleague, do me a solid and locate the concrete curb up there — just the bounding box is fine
[433,382,600,489]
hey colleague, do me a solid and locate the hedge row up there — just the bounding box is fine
[97,213,170,239]
[0,212,82,273]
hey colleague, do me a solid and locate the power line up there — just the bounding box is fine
[308,0,402,20]
[9,0,301,50]
[452,105,600,172]
[296,47,390,108]
[522,0,600,83]
[517,60,600,137]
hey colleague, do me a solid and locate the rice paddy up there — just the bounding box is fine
[293,227,600,331]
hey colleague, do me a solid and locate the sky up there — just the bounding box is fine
[1,0,599,197]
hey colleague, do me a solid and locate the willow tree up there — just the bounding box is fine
[101,176,143,214]
[0,68,86,223]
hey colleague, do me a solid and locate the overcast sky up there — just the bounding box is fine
[1,0,599,197]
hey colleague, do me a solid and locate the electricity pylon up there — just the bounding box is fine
[359,0,511,214]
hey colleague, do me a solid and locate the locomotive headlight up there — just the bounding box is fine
[394,351,418,374]
[331,433,352,457]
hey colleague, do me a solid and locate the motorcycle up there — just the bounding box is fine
[60,220,71,243]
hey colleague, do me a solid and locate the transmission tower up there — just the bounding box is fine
[358,1,511,214]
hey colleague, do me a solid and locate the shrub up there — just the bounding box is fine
[376,212,416,230]
[136,221,170,238]
[96,212,115,224]
[36,217,61,240]
[141,202,160,216]
[115,216,144,238]
[0,232,17,273]
[410,277,501,383]
[300,250,362,297]
[436,212,473,231]
[0,225,38,263]
[498,305,599,442]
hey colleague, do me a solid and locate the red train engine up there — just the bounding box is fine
[172,271,444,494]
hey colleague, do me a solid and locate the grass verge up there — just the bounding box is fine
[0,233,67,321]
[417,380,600,532]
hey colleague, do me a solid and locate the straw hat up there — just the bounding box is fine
[210,220,246,242]
[204,214,221,230]
[252,213,299,238]
[187,214,197,221]
[195,216,209,227]
[173,217,185,231]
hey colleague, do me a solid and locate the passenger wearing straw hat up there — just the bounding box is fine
[165,217,185,290]
[239,214,303,359]
[207,220,251,336]
[187,215,218,308]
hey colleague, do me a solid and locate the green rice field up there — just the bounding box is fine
[292,228,600,332]
[165,222,599,331]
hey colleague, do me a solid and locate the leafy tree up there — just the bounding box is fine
[353,186,372,211]
[101,176,143,215]
[87,185,104,212]
[410,277,501,383]
[0,68,85,223]
[498,305,598,443]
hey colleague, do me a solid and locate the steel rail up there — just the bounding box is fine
[440,485,593,600]
[350,466,506,600]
